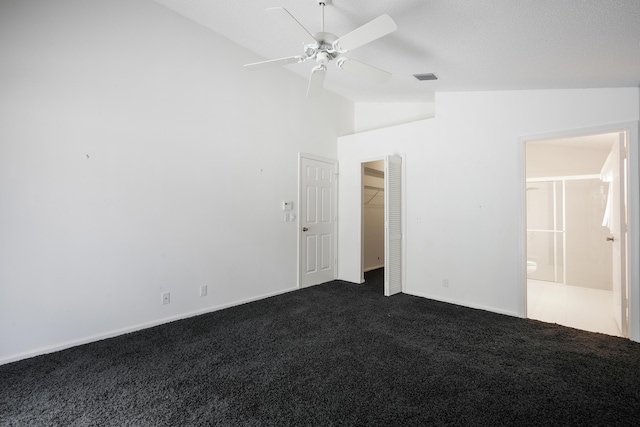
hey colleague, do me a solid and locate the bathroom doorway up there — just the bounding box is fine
[525,131,629,337]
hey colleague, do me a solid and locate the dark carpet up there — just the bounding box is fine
[2,269,640,426]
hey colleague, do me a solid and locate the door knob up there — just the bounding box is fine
[607,236,615,242]
[302,227,309,232]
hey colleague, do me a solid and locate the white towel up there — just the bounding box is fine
[599,143,617,233]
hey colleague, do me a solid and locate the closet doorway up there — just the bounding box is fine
[361,156,403,296]
[363,160,385,277]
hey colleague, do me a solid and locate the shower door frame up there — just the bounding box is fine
[526,178,566,284]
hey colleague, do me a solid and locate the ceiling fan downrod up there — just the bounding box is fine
[319,1,325,32]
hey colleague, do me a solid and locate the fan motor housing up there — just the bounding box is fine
[306,32,339,62]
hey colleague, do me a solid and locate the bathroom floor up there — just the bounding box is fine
[527,279,622,337]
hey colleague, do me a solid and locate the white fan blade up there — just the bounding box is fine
[267,7,318,46]
[307,66,326,98]
[244,56,305,70]
[336,58,391,84]
[332,14,397,52]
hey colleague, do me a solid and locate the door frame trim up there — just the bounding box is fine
[518,121,639,341]
[297,153,339,289]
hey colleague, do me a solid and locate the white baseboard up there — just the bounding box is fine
[364,264,384,272]
[0,286,298,366]
[403,289,521,318]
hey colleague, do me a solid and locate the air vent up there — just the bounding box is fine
[413,73,438,81]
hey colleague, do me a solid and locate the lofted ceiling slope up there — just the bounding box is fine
[153,0,640,102]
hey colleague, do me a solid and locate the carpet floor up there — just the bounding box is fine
[2,269,640,426]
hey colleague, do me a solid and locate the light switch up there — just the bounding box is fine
[282,201,293,211]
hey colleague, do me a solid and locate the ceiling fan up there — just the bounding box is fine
[244,1,397,97]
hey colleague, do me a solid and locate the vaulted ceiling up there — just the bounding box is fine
[154,0,640,102]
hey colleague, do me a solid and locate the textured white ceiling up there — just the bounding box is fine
[153,0,640,102]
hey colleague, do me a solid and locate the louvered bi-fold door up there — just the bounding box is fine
[384,155,403,296]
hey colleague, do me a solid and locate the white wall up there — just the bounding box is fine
[526,143,612,178]
[0,0,353,364]
[354,102,435,133]
[338,88,640,340]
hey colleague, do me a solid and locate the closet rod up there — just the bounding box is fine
[364,185,384,191]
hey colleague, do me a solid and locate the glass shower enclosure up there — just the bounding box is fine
[527,180,565,283]
[527,177,611,287]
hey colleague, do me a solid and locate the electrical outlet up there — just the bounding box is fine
[442,279,449,288]
[161,292,170,305]
[200,285,207,297]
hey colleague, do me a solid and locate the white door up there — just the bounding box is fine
[299,155,337,288]
[384,155,403,296]
[607,134,629,336]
